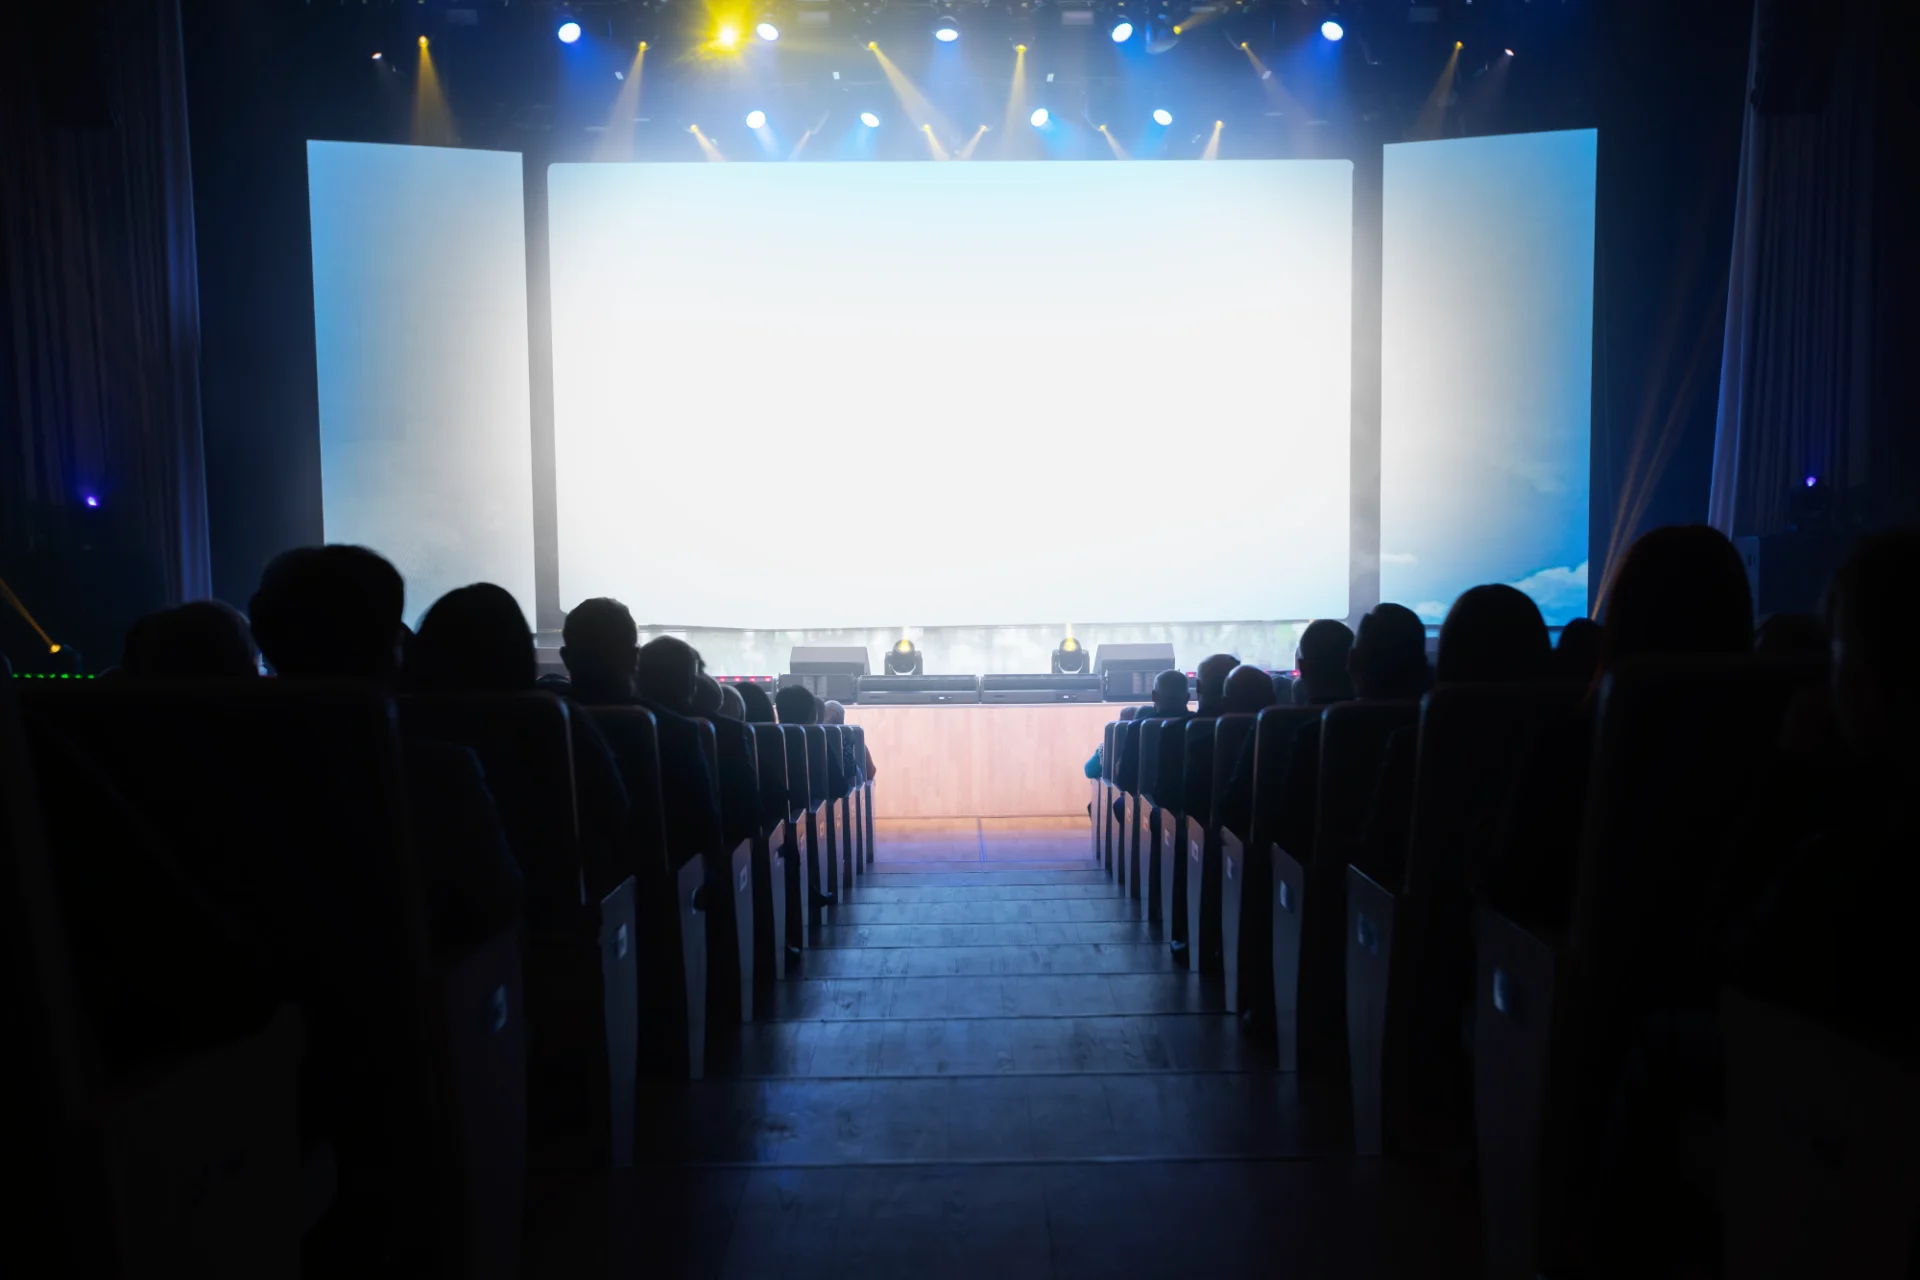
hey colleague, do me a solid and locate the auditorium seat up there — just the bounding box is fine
[1179,718,1219,973]
[25,683,526,1272]
[1250,704,1327,1069]
[1344,684,1575,1155]
[1152,717,1192,960]
[1098,719,1118,876]
[851,723,874,864]
[1474,657,1820,1280]
[1722,986,1920,1280]
[749,724,791,978]
[1210,714,1258,1011]
[691,717,755,1028]
[801,724,831,912]
[821,723,850,894]
[779,725,815,946]
[1136,717,1166,927]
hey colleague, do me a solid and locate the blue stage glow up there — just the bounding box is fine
[1321,19,1344,41]
[1152,108,1172,126]
[746,110,767,129]
[1805,475,1818,488]
[1030,107,1049,127]
[755,21,780,41]
[557,20,582,44]
[860,111,880,128]
[1110,20,1133,42]
[84,495,99,508]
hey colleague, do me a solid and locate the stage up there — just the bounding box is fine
[845,702,1115,820]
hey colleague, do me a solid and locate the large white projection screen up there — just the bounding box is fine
[307,141,538,623]
[1379,129,1597,626]
[548,161,1352,630]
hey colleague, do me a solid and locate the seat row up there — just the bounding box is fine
[0,679,871,1277]
[1090,656,1912,1277]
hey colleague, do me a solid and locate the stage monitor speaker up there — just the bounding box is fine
[855,675,981,705]
[980,674,1104,704]
[1094,643,1177,702]
[786,645,869,702]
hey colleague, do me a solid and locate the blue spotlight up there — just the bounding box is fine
[556,20,582,43]
[933,17,960,41]
[860,111,880,128]
[1030,107,1049,127]
[746,109,767,129]
[755,21,780,41]
[84,495,100,508]
[1152,107,1172,126]
[1110,20,1134,42]
[1320,19,1344,42]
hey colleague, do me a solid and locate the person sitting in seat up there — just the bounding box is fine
[1218,620,1357,836]
[1270,670,1296,704]
[1222,663,1280,715]
[1359,584,1549,882]
[736,681,777,724]
[252,549,523,948]
[121,600,260,680]
[409,583,630,896]
[718,684,747,720]
[821,698,876,780]
[1552,617,1603,686]
[692,668,761,849]
[1194,653,1239,717]
[1112,669,1193,811]
[774,683,819,725]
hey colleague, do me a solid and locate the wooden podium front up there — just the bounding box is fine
[844,702,1117,819]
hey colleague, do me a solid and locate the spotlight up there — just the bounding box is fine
[84,495,100,508]
[1805,475,1818,489]
[1052,637,1089,676]
[1110,20,1134,41]
[1152,107,1172,125]
[557,20,582,43]
[885,638,923,676]
[860,111,880,127]
[1504,48,1514,56]
[418,35,428,47]
[1030,107,1049,127]
[371,51,383,60]
[714,23,740,48]
[933,15,960,41]
[1321,19,1344,41]
[746,109,767,128]
[756,20,780,41]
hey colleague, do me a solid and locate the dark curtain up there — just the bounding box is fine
[0,0,211,664]
[1708,0,1902,537]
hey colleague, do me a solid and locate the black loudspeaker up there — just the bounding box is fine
[785,646,868,702]
[1094,643,1176,702]
[855,675,980,705]
[980,674,1103,704]
[1752,0,1841,116]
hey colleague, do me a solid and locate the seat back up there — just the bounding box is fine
[1151,718,1189,818]
[1137,718,1164,803]
[751,724,788,833]
[402,693,583,928]
[1571,658,1820,1025]
[822,725,846,796]
[1211,715,1257,831]
[1250,705,1321,846]
[802,725,829,809]
[690,719,723,848]
[585,706,669,876]
[1181,717,1217,823]
[847,725,867,785]
[780,725,809,819]
[1314,702,1418,875]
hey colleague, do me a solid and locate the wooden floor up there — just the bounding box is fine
[526,822,1481,1278]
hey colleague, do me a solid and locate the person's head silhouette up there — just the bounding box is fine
[1436,584,1550,684]
[634,636,700,713]
[1149,669,1190,717]
[1553,617,1603,686]
[820,699,847,725]
[692,671,725,717]
[718,684,747,720]
[1598,525,1753,673]
[775,683,820,725]
[1222,662,1279,714]
[250,544,405,680]
[1195,653,1238,716]
[1294,619,1356,704]
[1352,603,1429,700]
[562,597,639,703]
[122,601,259,680]
[737,681,778,724]
[406,584,535,692]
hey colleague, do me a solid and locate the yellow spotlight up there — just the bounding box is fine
[639,40,649,50]
[49,643,61,654]
[1240,41,1247,48]
[1455,40,1463,48]
[1214,119,1223,127]
[1015,43,1026,53]
[1172,25,1182,35]
[868,40,878,49]
[715,23,740,48]
[418,35,428,47]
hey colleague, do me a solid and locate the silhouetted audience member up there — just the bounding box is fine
[775,683,820,724]
[1292,619,1356,704]
[250,545,405,680]
[1551,616,1602,686]
[736,681,777,724]
[1222,662,1279,715]
[1360,585,1549,882]
[692,667,761,848]
[1753,611,1826,662]
[1194,653,1238,717]
[560,597,638,704]
[1113,668,1193,800]
[718,684,747,720]
[121,601,259,679]
[409,584,629,895]
[1270,670,1295,704]
[820,698,876,781]
[1487,526,1754,932]
[692,671,725,717]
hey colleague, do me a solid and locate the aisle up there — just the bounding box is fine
[531,820,1480,1278]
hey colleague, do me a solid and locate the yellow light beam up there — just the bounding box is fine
[597,43,648,160]
[688,124,727,161]
[1201,118,1223,161]
[1000,45,1033,158]
[1412,41,1463,141]
[920,122,950,160]
[412,36,457,147]
[869,43,959,143]
[956,124,989,160]
[1097,123,1128,160]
